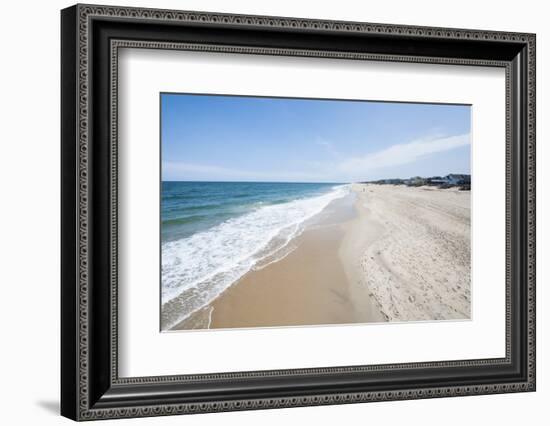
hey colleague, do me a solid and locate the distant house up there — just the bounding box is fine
[383,178,403,185]
[443,174,471,185]
[364,174,470,189]
[426,176,445,185]
[406,176,426,186]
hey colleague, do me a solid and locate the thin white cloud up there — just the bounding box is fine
[162,161,323,182]
[163,133,470,182]
[337,133,470,176]
[316,140,331,148]
[315,137,343,160]
[163,162,249,178]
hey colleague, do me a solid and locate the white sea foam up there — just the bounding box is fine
[161,185,350,329]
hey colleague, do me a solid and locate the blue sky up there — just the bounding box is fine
[161,93,471,183]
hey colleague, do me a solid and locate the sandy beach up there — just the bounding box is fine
[355,184,471,321]
[173,184,471,330]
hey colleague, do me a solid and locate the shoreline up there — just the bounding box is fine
[173,185,385,330]
[172,183,471,330]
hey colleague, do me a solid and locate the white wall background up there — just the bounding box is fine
[0,0,546,424]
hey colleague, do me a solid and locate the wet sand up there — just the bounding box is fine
[173,183,471,330]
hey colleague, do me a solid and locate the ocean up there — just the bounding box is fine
[161,181,350,329]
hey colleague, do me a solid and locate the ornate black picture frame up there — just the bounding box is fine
[61,4,536,421]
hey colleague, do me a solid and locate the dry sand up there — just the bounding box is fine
[355,184,471,321]
[173,183,471,330]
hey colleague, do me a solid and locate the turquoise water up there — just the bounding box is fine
[160,181,350,329]
[161,181,341,242]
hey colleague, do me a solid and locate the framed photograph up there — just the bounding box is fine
[61,4,536,421]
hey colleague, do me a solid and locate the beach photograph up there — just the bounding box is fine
[160,93,471,331]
